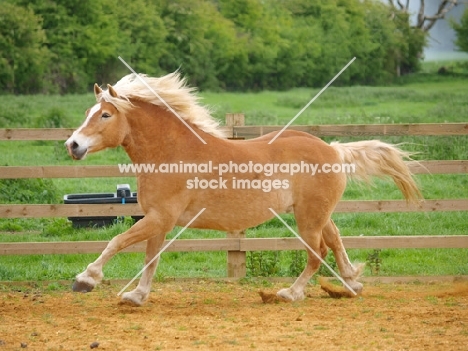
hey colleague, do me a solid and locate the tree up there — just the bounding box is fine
[159,0,249,90]
[283,0,408,86]
[16,0,121,93]
[385,0,459,74]
[452,7,468,52]
[3,0,451,93]
[219,0,307,90]
[0,2,50,93]
[96,0,168,85]
[388,0,458,32]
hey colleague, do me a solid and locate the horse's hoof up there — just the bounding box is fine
[118,299,142,307]
[72,280,94,293]
[276,288,304,302]
[120,292,145,307]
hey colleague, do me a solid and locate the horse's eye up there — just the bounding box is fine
[102,112,111,119]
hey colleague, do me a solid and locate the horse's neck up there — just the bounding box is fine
[122,102,198,163]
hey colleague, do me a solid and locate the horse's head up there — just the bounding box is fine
[65,84,129,160]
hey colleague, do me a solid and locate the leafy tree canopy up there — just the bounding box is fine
[0,0,439,93]
[452,7,468,53]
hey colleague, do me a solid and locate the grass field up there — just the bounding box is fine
[0,61,467,281]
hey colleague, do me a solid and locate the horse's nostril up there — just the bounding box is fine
[72,141,79,150]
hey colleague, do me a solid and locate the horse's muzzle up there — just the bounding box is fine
[65,140,87,160]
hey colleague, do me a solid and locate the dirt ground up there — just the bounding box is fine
[1,279,467,351]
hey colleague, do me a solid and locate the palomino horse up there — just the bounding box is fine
[65,72,421,306]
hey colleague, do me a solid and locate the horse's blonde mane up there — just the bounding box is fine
[98,72,227,139]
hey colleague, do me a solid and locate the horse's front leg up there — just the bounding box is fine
[120,235,165,306]
[72,214,171,294]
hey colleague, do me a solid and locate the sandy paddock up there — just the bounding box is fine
[1,279,467,350]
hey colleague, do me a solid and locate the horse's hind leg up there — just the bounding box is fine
[121,235,165,306]
[276,209,324,302]
[277,229,322,301]
[322,219,364,293]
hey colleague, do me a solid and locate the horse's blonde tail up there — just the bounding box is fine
[330,140,423,204]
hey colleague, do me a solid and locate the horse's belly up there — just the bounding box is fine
[176,190,293,231]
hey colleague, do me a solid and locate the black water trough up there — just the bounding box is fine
[63,184,143,228]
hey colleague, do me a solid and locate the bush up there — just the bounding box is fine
[247,251,281,277]
[0,178,59,204]
[246,249,336,277]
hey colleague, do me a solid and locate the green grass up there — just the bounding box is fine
[0,62,467,281]
[203,75,468,125]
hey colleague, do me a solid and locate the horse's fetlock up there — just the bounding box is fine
[85,265,104,282]
[343,278,363,294]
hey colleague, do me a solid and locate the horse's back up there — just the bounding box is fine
[223,130,340,165]
[241,130,323,144]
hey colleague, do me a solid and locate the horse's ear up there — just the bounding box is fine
[94,84,102,99]
[107,84,118,98]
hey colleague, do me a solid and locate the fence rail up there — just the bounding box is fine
[1,123,467,141]
[1,236,467,256]
[1,200,467,219]
[0,160,467,179]
[231,123,468,138]
[1,121,467,278]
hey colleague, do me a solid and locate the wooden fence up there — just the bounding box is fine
[1,117,467,278]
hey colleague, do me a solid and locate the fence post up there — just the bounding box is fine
[225,113,245,139]
[225,113,247,278]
